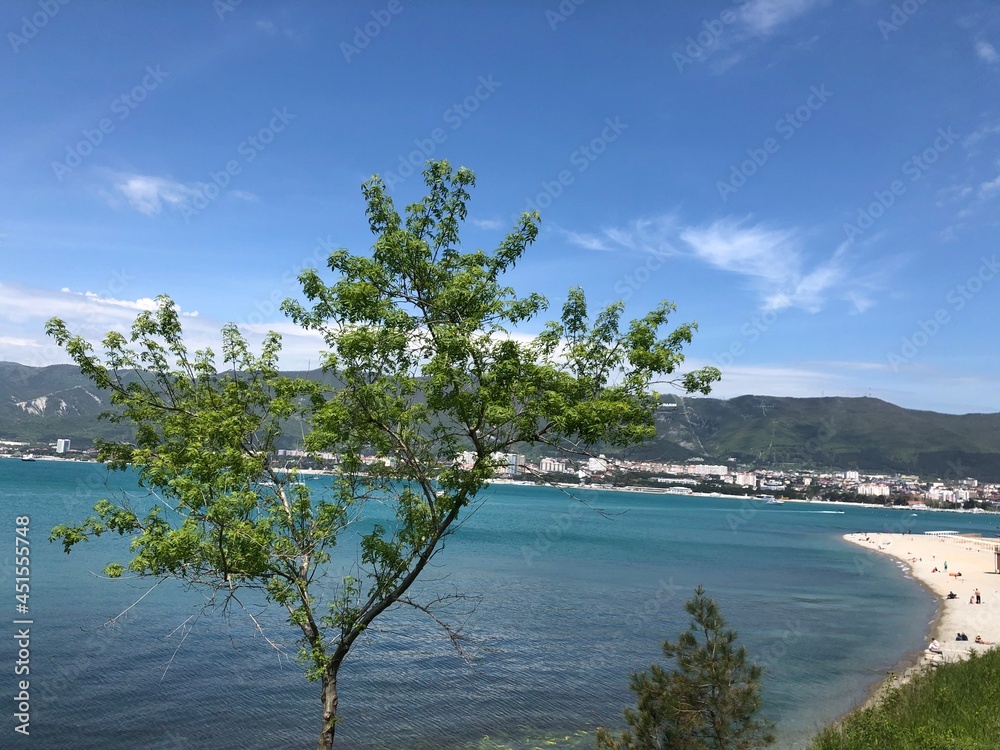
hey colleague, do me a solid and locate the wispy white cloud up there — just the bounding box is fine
[980,173,1000,197]
[108,173,256,217]
[669,0,825,74]
[472,217,503,230]
[559,215,680,256]
[739,0,822,37]
[256,19,297,40]
[684,359,853,400]
[0,283,321,370]
[115,174,201,216]
[0,336,46,349]
[963,121,1000,149]
[679,220,796,283]
[0,285,200,325]
[936,123,1000,236]
[936,184,974,207]
[938,187,983,238]
[681,218,860,312]
[563,214,879,314]
[976,39,999,64]
[559,228,613,252]
[693,0,826,73]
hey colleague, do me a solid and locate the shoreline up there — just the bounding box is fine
[492,478,999,514]
[7,461,998,516]
[844,532,1000,684]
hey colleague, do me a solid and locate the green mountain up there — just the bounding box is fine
[3,363,999,480]
[643,393,1000,481]
[0,362,133,445]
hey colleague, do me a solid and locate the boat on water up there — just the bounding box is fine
[20,454,35,462]
[757,494,784,505]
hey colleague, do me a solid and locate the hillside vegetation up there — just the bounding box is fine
[4,363,1000,480]
[648,393,1000,480]
[809,648,1000,750]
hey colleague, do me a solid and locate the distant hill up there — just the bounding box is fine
[643,393,1000,481]
[0,362,133,445]
[2,363,1000,480]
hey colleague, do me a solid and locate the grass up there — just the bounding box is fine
[809,647,1000,750]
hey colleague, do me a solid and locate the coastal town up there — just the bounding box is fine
[484,452,1000,510]
[6,437,997,511]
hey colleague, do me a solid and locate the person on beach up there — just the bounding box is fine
[975,588,981,604]
[928,639,943,654]
[947,591,958,599]
[974,635,993,645]
[957,632,968,641]
[944,561,948,571]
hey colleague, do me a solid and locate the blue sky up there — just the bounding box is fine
[2,1,999,414]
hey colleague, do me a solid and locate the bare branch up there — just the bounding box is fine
[104,579,167,628]
[397,591,484,666]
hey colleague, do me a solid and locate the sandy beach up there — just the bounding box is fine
[845,531,1000,668]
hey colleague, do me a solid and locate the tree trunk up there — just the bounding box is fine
[317,669,339,750]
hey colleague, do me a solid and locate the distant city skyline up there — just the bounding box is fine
[2,1,1000,414]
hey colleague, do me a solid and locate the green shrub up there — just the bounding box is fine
[809,648,1000,750]
[597,586,774,750]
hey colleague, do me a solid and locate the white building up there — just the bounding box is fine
[539,456,570,474]
[688,464,729,476]
[926,487,957,504]
[56,438,71,453]
[587,455,609,474]
[857,482,890,497]
[493,452,526,475]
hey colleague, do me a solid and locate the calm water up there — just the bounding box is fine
[3,459,998,749]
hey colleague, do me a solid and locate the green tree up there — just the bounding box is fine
[597,586,775,750]
[46,160,720,750]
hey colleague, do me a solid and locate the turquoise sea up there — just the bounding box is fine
[3,459,999,749]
